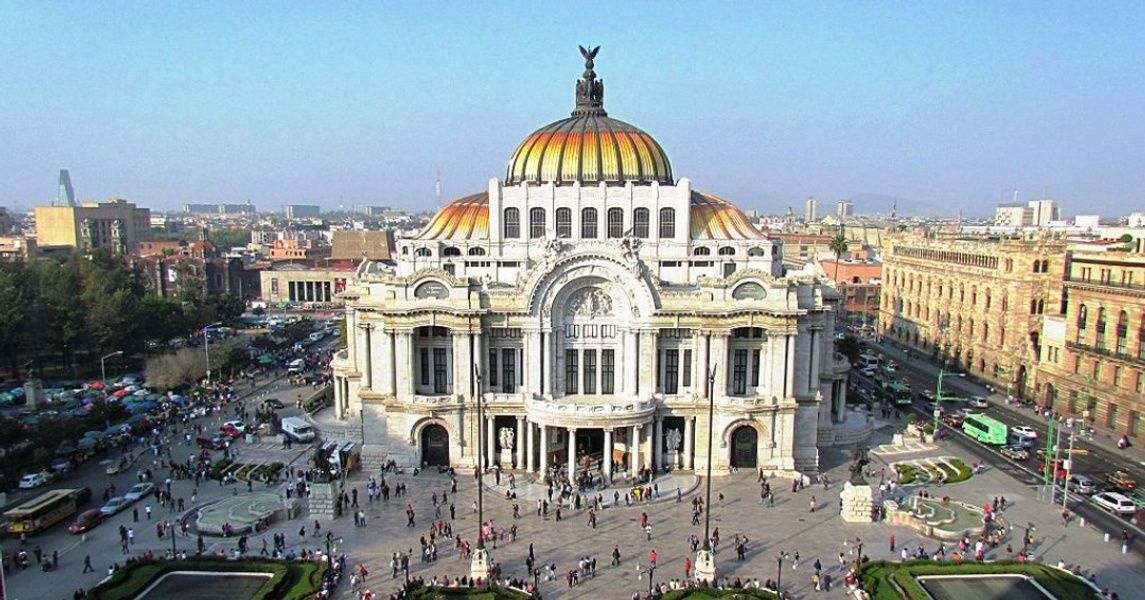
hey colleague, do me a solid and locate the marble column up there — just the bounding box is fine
[539,425,549,475]
[603,428,613,480]
[333,376,343,416]
[809,328,821,395]
[515,416,525,469]
[625,330,639,394]
[567,428,577,482]
[486,416,496,468]
[360,325,374,390]
[395,331,412,396]
[654,418,664,471]
[631,425,642,474]
[527,331,543,395]
[542,331,553,397]
[711,333,729,398]
[526,421,535,473]
[684,417,694,469]
[784,334,796,398]
[698,334,711,399]
[379,330,395,395]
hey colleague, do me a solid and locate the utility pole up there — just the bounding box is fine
[933,369,960,434]
[1062,423,1076,510]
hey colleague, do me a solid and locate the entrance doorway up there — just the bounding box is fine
[730,426,758,468]
[421,424,450,467]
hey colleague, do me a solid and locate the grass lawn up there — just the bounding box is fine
[858,560,1099,600]
[407,586,531,599]
[661,587,779,599]
[87,557,325,600]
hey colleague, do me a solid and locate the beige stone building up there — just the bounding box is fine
[1037,251,1145,438]
[879,232,1066,395]
[331,51,862,479]
[34,198,152,254]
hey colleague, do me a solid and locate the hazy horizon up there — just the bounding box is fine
[2,3,1142,218]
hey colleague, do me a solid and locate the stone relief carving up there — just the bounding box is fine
[567,287,614,318]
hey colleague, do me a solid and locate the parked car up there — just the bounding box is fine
[1069,475,1102,495]
[1106,470,1139,492]
[1092,491,1138,515]
[100,496,131,517]
[1000,446,1030,461]
[1011,425,1038,438]
[197,435,228,451]
[968,396,989,408]
[68,509,106,534]
[124,482,155,503]
[18,472,49,489]
[50,458,73,475]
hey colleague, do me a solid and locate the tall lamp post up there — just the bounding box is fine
[694,366,718,584]
[100,350,123,383]
[775,550,789,593]
[203,322,224,384]
[471,364,491,581]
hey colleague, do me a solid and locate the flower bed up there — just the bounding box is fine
[856,560,1099,600]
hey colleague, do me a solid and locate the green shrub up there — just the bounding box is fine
[857,560,1099,600]
[88,557,314,600]
[895,464,919,485]
[209,458,233,480]
[946,459,973,483]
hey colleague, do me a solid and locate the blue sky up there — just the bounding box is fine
[1,2,1143,217]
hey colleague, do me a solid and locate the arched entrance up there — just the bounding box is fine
[420,424,450,467]
[730,426,758,469]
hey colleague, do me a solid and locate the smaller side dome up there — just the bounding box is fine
[690,192,767,240]
[415,192,489,241]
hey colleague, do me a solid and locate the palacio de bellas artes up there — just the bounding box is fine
[331,48,864,485]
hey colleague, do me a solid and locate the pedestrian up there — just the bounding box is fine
[82,555,94,573]
[809,496,816,512]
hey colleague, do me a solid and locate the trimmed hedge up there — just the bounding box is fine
[87,556,326,600]
[406,586,531,600]
[661,587,779,600]
[857,560,1099,600]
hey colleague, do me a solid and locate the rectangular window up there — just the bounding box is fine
[750,349,761,387]
[1108,403,1120,429]
[664,349,679,394]
[501,348,516,393]
[732,349,748,395]
[602,350,615,394]
[565,349,579,394]
[488,349,498,387]
[529,207,545,239]
[583,350,597,394]
[1073,355,1081,374]
[1131,411,1141,437]
[1115,366,1124,387]
[433,348,448,393]
[1138,372,1144,394]
[682,350,692,388]
[420,348,430,386]
[1092,360,1101,381]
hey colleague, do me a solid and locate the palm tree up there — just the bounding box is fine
[829,233,849,282]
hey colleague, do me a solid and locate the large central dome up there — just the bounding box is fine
[504,47,674,187]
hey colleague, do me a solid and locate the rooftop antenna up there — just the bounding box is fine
[1012,188,1019,203]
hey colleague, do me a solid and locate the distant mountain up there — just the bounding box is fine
[850,193,941,218]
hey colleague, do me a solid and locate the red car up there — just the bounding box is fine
[219,424,243,438]
[197,435,228,450]
[69,509,105,534]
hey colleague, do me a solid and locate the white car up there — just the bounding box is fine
[1092,492,1138,515]
[1011,425,1038,439]
[18,472,49,489]
[860,367,877,378]
[967,396,989,408]
[124,482,155,503]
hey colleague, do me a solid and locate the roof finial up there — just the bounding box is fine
[573,45,606,116]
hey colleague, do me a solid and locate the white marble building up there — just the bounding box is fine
[331,50,850,478]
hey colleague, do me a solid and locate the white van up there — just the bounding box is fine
[281,416,316,442]
[287,358,306,374]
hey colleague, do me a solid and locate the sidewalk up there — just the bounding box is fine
[867,337,1145,466]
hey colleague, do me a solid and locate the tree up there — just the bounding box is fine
[837,335,862,366]
[0,261,34,378]
[829,233,849,282]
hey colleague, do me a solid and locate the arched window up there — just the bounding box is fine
[1117,311,1128,354]
[607,208,624,238]
[633,208,650,238]
[1138,321,1145,360]
[503,208,520,238]
[442,246,461,257]
[1077,304,1088,343]
[1096,308,1108,349]
[581,208,598,239]
[659,208,675,238]
[693,247,711,256]
[529,207,546,239]
[555,207,572,238]
[718,246,735,256]
[748,247,765,257]
[467,247,486,256]
[415,247,432,257]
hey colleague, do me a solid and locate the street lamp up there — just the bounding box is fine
[325,531,334,570]
[471,364,491,581]
[170,520,177,558]
[775,550,789,593]
[101,350,123,383]
[637,562,657,594]
[203,322,224,384]
[694,365,718,584]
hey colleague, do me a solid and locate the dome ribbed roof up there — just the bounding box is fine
[504,46,673,187]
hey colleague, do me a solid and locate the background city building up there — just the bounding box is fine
[33,198,152,254]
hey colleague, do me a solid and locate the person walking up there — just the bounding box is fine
[82,555,94,573]
[684,556,692,579]
[890,534,896,552]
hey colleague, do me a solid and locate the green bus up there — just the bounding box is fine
[962,414,1008,445]
[885,382,913,406]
